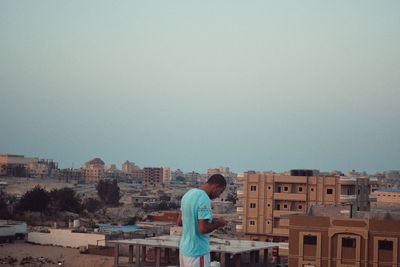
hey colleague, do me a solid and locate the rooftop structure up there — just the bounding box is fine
[110,234,278,267]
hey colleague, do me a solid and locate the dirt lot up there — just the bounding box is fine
[0,242,114,267]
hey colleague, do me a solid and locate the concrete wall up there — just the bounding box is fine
[28,229,106,248]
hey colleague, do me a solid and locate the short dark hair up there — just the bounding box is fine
[207,174,226,188]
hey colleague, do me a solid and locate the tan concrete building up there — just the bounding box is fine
[289,210,400,267]
[122,160,140,173]
[373,188,400,205]
[143,167,163,187]
[236,171,373,242]
[84,158,105,183]
[0,154,57,178]
[162,167,171,183]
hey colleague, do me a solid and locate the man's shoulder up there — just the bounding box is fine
[183,188,209,201]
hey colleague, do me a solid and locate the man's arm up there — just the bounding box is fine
[198,218,226,234]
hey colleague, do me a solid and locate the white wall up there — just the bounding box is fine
[28,229,106,248]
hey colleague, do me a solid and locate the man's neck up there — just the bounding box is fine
[199,184,212,198]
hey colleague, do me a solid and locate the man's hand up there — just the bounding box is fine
[198,218,226,234]
[213,217,226,228]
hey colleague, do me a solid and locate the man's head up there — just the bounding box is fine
[206,174,227,199]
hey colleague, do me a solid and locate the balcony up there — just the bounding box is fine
[236,224,243,232]
[236,190,244,198]
[236,207,243,214]
[274,192,306,201]
[340,194,357,202]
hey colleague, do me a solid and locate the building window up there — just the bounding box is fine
[299,187,303,192]
[268,186,271,190]
[267,203,271,207]
[250,220,255,226]
[276,204,280,210]
[326,188,333,194]
[378,240,393,251]
[311,187,314,192]
[298,205,303,210]
[358,189,361,195]
[284,186,289,191]
[283,204,288,209]
[304,235,317,245]
[250,203,256,208]
[342,238,356,248]
[250,185,257,191]
[267,221,270,224]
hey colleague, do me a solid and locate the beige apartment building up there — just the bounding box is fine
[289,211,400,267]
[373,188,400,205]
[0,154,57,178]
[236,171,373,242]
[84,158,105,183]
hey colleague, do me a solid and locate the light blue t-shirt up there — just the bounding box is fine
[179,188,213,257]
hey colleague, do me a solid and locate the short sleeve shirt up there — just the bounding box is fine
[179,188,213,257]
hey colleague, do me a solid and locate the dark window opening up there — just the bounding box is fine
[284,204,288,208]
[276,204,280,210]
[298,205,303,210]
[378,240,393,251]
[284,186,289,191]
[304,235,317,245]
[299,187,303,192]
[342,238,356,248]
[250,203,256,208]
[311,188,314,192]
[327,188,333,194]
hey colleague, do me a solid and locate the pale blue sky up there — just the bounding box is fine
[1,1,399,173]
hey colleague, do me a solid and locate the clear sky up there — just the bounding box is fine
[1,1,399,173]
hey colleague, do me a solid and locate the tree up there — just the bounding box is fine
[83,197,102,213]
[96,179,120,206]
[49,187,82,213]
[226,192,237,204]
[0,192,11,219]
[16,186,50,213]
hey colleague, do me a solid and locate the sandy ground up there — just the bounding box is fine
[0,242,114,267]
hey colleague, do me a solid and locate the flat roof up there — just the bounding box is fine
[376,188,400,193]
[110,235,278,254]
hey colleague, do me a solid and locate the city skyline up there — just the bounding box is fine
[1,1,399,173]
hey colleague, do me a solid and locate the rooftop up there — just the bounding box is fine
[375,188,400,193]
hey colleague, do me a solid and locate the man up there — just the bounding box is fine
[177,174,227,267]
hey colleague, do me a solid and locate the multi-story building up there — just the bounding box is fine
[289,209,400,267]
[84,158,105,183]
[236,170,373,242]
[207,167,230,177]
[0,154,57,178]
[373,188,400,205]
[143,167,163,187]
[60,168,85,182]
[162,167,171,183]
[122,160,140,173]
